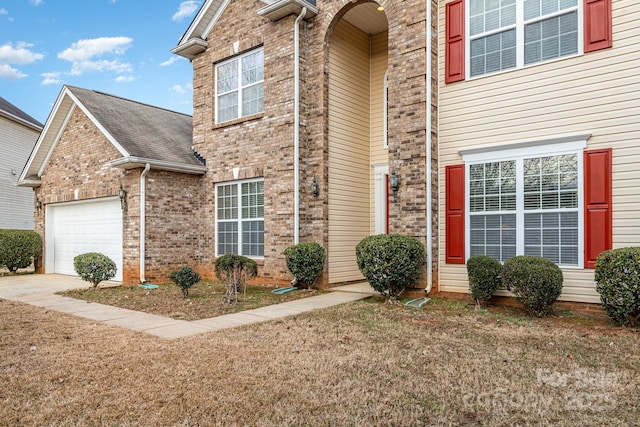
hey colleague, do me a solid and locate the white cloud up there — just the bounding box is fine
[0,64,27,80]
[171,84,186,95]
[0,42,44,65]
[0,8,8,14]
[172,1,200,21]
[58,37,133,76]
[170,83,193,95]
[160,57,179,67]
[41,72,62,85]
[69,59,132,76]
[58,37,132,61]
[30,0,43,5]
[115,75,135,83]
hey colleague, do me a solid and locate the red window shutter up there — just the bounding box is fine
[584,0,612,52]
[584,148,612,268]
[445,0,465,83]
[446,164,465,264]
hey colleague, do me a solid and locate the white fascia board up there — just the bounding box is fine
[16,178,42,188]
[177,0,230,46]
[107,157,208,175]
[257,0,318,21]
[65,90,130,158]
[37,103,76,178]
[171,38,209,59]
[0,110,42,132]
[19,87,73,183]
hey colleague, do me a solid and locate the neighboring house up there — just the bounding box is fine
[19,86,206,283]
[0,97,42,230]
[438,0,637,303]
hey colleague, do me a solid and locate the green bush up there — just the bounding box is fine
[215,254,258,304]
[595,247,640,326]
[467,255,502,308]
[283,242,325,288]
[73,252,117,288]
[355,234,426,298]
[0,229,42,272]
[169,266,201,298]
[502,256,563,317]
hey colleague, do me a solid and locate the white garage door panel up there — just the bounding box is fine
[49,199,123,281]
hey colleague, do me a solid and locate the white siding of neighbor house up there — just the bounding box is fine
[437,0,640,303]
[328,20,370,283]
[0,117,39,230]
[370,31,389,233]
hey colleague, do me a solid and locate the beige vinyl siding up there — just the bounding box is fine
[370,31,389,232]
[328,20,370,283]
[437,0,640,303]
[0,117,39,230]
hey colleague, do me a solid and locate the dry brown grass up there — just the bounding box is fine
[59,281,321,320]
[0,296,638,426]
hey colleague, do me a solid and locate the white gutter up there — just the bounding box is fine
[293,6,307,245]
[139,163,151,283]
[425,0,433,294]
[107,157,207,174]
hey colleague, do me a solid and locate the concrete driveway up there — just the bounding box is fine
[0,273,98,299]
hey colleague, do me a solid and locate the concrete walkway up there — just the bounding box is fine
[0,274,375,339]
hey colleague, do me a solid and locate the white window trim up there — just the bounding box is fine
[466,0,584,80]
[462,136,588,268]
[215,178,265,258]
[215,47,264,124]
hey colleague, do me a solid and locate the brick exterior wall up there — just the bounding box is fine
[34,107,205,286]
[191,0,440,288]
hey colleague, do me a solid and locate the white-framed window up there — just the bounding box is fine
[468,0,581,78]
[463,138,585,267]
[215,179,264,257]
[215,47,264,123]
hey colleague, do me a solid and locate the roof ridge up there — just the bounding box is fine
[66,85,192,118]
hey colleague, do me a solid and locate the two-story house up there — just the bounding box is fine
[21,0,637,305]
[0,97,42,230]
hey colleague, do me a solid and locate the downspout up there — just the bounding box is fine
[294,6,307,245]
[139,163,151,283]
[425,0,433,294]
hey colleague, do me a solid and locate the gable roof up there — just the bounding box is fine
[0,96,43,131]
[18,85,206,187]
[172,0,318,59]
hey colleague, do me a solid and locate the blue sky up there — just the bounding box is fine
[0,0,202,124]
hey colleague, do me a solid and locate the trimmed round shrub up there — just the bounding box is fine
[595,247,640,326]
[355,234,426,298]
[169,266,201,298]
[0,229,42,272]
[283,242,325,288]
[502,256,563,317]
[73,252,117,288]
[467,255,502,308]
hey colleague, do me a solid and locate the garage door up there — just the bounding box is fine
[47,198,123,281]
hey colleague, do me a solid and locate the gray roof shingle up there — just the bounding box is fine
[67,86,200,167]
[0,96,43,129]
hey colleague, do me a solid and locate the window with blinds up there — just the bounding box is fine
[216,179,264,257]
[469,0,580,78]
[468,152,580,266]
